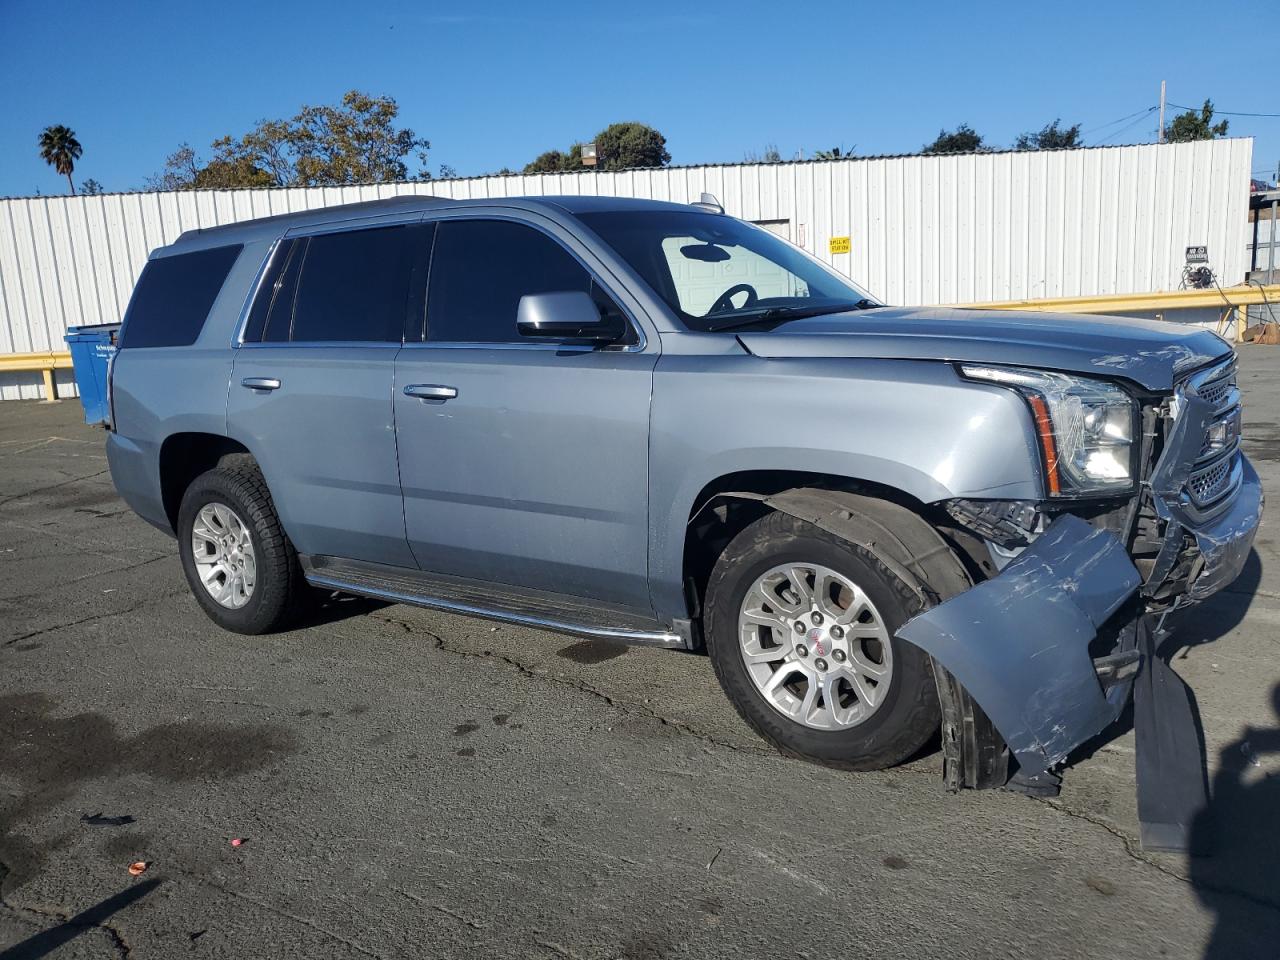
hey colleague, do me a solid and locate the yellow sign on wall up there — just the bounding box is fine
[828,236,851,254]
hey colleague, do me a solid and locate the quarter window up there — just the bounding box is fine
[120,244,242,349]
[426,219,628,344]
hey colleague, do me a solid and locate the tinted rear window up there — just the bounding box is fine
[119,244,242,348]
[290,226,417,342]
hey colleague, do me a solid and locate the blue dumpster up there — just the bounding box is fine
[64,323,121,425]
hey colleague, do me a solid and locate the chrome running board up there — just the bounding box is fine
[300,555,688,649]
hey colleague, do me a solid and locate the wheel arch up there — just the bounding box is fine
[681,472,990,628]
[684,476,1009,789]
[158,432,254,532]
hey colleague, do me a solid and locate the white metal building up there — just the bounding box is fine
[0,137,1254,400]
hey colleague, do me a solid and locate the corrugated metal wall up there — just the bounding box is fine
[0,138,1253,399]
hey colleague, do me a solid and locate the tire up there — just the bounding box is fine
[177,462,306,634]
[704,509,940,771]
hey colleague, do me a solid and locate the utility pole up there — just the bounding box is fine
[1158,80,1167,143]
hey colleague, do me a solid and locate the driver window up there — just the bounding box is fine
[659,236,809,316]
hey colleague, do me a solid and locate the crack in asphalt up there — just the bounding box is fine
[164,865,392,960]
[368,612,1280,920]
[0,468,111,507]
[396,889,488,930]
[0,857,135,959]
[1030,795,1280,915]
[2,589,187,648]
[366,612,769,757]
[1,554,169,608]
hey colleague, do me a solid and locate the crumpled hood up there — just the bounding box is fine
[735,305,1233,391]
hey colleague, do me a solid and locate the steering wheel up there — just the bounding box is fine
[709,283,759,314]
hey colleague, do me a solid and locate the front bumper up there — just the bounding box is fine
[898,439,1261,849]
[899,514,1143,779]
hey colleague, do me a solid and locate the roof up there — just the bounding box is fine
[166,193,698,252]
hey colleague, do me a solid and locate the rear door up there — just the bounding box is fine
[228,220,429,567]
[393,214,658,611]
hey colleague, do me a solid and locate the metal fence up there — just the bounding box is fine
[0,138,1254,399]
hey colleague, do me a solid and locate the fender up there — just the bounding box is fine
[648,353,1044,624]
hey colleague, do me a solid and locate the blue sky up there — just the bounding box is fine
[2,0,1276,197]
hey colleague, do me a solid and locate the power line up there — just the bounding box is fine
[1091,107,1159,145]
[1167,101,1280,119]
[1081,105,1158,137]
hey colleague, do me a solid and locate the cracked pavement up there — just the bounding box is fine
[2,350,1280,959]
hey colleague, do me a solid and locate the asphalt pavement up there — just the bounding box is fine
[2,348,1279,959]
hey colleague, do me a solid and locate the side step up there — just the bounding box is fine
[300,555,689,649]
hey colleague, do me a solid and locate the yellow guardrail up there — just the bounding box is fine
[0,351,74,401]
[2,285,1277,402]
[952,284,1280,342]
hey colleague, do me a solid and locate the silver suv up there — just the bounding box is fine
[106,194,1261,843]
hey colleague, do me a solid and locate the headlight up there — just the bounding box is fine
[960,365,1136,496]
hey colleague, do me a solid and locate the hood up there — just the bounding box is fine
[735,306,1232,392]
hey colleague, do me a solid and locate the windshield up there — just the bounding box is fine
[577,210,879,332]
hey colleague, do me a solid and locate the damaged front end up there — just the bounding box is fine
[900,357,1263,851]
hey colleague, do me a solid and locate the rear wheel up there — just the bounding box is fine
[704,510,940,770]
[177,463,306,634]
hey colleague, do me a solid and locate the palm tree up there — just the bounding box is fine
[38,125,83,195]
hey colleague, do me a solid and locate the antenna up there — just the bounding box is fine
[691,192,724,214]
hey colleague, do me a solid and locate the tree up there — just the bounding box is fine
[523,123,667,174]
[520,142,585,175]
[744,144,782,163]
[80,178,104,195]
[922,123,986,155]
[523,149,575,174]
[38,125,83,194]
[813,145,855,160]
[1015,119,1081,150]
[1165,100,1229,143]
[148,91,430,190]
[593,122,670,170]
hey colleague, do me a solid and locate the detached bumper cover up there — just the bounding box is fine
[898,515,1141,778]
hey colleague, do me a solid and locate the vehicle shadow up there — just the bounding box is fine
[0,878,161,960]
[1188,683,1280,959]
[296,590,390,628]
[1171,549,1263,655]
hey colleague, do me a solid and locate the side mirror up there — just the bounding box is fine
[516,291,622,343]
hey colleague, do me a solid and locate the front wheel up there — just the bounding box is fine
[704,510,940,770]
[177,463,307,634]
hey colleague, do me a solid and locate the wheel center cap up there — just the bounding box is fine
[807,629,826,655]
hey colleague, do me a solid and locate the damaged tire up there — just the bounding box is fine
[705,509,940,770]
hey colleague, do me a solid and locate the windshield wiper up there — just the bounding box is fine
[705,299,879,333]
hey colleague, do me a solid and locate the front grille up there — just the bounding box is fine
[1197,377,1232,409]
[1188,457,1233,503]
[1174,357,1242,513]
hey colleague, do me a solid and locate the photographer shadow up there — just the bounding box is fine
[1188,682,1280,959]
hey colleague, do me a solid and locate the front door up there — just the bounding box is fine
[228,222,427,568]
[394,216,657,611]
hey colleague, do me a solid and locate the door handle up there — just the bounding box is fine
[404,384,458,401]
[241,377,281,391]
